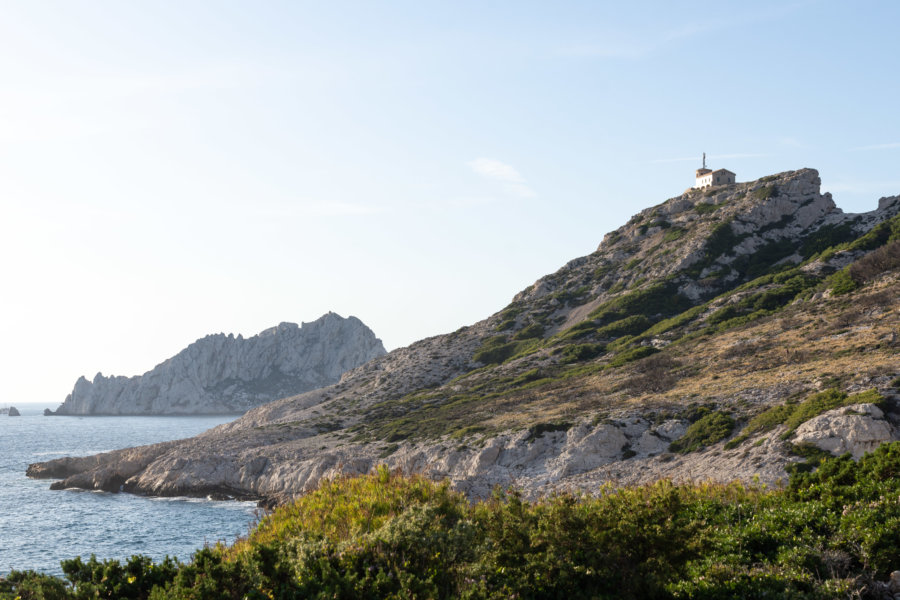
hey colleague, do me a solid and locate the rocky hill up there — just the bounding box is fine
[50,312,386,415]
[29,169,900,504]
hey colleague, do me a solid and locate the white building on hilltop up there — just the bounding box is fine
[694,153,735,188]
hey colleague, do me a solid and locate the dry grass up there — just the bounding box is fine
[352,274,899,443]
[492,275,899,431]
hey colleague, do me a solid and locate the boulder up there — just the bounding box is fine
[791,403,897,459]
[7,406,20,416]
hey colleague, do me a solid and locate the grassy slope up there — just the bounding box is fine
[353,213,900,447]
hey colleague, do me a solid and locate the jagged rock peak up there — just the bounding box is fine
[53,313,386,415]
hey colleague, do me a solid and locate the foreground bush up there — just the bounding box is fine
[7,449,900,599]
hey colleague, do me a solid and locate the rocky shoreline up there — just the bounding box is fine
[27,394,900,506]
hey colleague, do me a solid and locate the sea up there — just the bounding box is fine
[0,403,259,576]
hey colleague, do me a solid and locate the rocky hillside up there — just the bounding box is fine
[51,312,386,415]
[29,169,900,503]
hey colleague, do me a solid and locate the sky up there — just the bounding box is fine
[1,0,899,408]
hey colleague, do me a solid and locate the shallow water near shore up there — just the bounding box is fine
[0,403,257,575]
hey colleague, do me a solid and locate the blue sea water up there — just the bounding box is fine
[0,403,258,575]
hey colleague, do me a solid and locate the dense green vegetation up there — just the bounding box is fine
[9,447,900,599]
[471,335,535,365]
[669,411,735,453]
[725,389,885,450]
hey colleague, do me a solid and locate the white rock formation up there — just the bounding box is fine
[53,313,386,415]
[791,403,898,459]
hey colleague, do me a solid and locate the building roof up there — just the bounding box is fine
[711,169,735,176]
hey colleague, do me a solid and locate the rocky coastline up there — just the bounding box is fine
[28,169,900,507]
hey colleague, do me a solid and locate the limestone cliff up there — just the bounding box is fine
[29,169,900,503]
[52,312,386,415]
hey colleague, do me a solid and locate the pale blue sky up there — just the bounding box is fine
[1,1,898,407]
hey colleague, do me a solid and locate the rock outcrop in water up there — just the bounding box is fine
[51,313,386,415]
[29,169,900,504]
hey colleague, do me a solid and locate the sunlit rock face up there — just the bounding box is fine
[53,312,385,415]
[792,403,898,460]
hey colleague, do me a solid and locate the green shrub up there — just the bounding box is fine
[607,345,659,368]
[694,202,719,215]
[707,304,740,325]
[588,282,692,325]
[472,336,529,365]
[594,263,613,280]
[0,570,71,600]
[556,318,601,341]
[785,442,833,475]
[624,257,642,270]
[751,185,776,201]
[724,404,794,449]
[801,222,857,258]
[494,318,516,331]
[663,227,687,242]
[731,238,798,280]
[524,421,572,442]
[704,220,740,259]
[828,267,858,295]
[550,284,591,306]
[751,275,815,311]
[18,450,900,599]
[849,239,900,283]
[513,323,545,340]
[0,554,181,600]
[669,411,735,453]
[781,389,883,436]
[561,343,606,363]
[595,314,652,338]
[640,303,708,338]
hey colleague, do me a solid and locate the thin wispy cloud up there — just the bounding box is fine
[851,142,900,151]
[468,158,537,198]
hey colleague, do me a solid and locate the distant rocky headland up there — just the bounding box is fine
[49,312,386,416]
